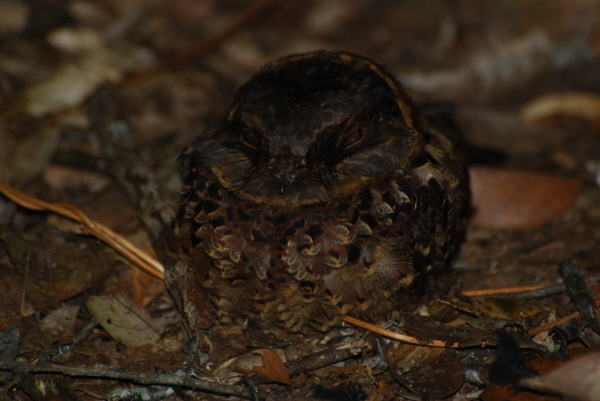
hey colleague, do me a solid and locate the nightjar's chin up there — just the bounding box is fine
[212,164,331,207]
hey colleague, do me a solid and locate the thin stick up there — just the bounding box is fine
[528,293,600,336]
[0,362,321,401]
[528,311,580,336]
[341,316,479,348]
[461,284,551,298]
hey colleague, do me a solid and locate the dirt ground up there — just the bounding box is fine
[1,1,600,400]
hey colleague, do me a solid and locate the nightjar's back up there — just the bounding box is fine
[164,51,469,335]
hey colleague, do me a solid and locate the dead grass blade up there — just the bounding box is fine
[0,181,164,280]
[341,316,484,348]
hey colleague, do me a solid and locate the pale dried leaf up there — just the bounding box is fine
[23,56,120,116]
[213,353,262,382]
[86,295,161,347]
[0,120,60,186]
[521,92,600,128]
[47,27,103,53]
[39,305,80,339]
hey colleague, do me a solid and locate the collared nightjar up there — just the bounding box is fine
[164,51,470,338]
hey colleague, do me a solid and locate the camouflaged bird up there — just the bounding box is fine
[164,51,469,338]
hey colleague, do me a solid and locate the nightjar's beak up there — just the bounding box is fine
[269,154,305,197]
[279,172,298,197]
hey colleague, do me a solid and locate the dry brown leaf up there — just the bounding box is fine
[39,305,80,340]
[520,351,600,401]
[86,295,162,348]
[253,349,291,385]
[387,343,464,398]
[469,167,582,230]
[521,92,600,128]
[17,27,123,117]
[132,267,167,307]
[0,115,60,186]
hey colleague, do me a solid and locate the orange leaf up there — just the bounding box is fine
[252,349,290,385]
[469,167,582,230]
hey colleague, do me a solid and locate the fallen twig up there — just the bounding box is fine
[341,316,487,348]
[0,362,321,401]
[461,284,551,298]
[35,319,98,365]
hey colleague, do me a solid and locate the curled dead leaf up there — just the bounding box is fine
[253,349,290,385]
[387,343,464,398]
[39,305,80,340]
[469,167,582,230]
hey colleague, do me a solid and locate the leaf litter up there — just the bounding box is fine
[1,1,600,400]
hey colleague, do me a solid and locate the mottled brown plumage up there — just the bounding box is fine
[164,51,469,338]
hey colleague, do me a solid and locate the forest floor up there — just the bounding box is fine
[1,1,600,400]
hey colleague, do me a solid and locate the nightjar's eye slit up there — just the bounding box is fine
[221,157,250,166]
[345,129,363,147]
[241,130,260,149]
[233,165,262,190]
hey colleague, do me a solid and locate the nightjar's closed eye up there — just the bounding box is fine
[241,130,261,149]
[344,129,363,148]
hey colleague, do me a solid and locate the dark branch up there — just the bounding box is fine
[0,362,322,401]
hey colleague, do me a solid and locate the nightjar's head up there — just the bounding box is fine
[182,51,432,207]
